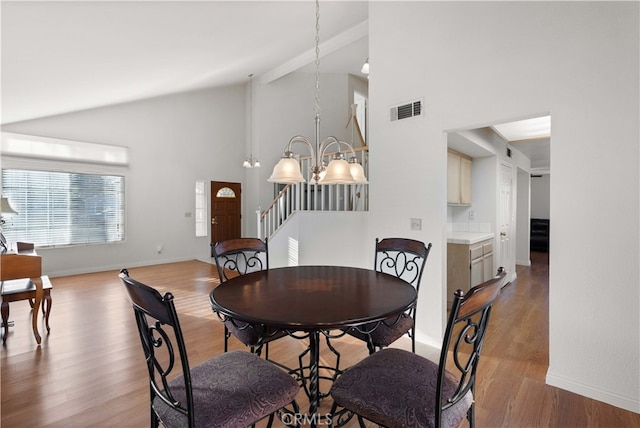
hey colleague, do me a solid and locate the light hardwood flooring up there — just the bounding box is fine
[1,253,639,427]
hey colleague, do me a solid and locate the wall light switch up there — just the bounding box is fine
[410,218,422,231]
[469,210,475,220]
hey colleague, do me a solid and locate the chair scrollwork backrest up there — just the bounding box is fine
[436,267,506,426]
[212,238,269,282]
[119,269,194,426]
[374,237,432,291]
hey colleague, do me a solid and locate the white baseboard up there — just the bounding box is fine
[546,369,640,413]
[48,256,194,278]
[516,259,531,266]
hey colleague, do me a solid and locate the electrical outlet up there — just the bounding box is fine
[410,218,422,231]
[156,244,163,254]
[469,210,475,220]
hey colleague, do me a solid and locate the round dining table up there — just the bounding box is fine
[209,265,417,424]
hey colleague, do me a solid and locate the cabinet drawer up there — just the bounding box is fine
[483,241,493,255]
[470,245,483,260]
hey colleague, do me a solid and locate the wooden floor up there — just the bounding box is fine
[2,253,639,427]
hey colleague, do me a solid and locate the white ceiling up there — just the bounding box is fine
[1,1,369,125]
[493,116,551,173]
[449,115,551,173]
[492,116,550,142]
[1,1,549,171]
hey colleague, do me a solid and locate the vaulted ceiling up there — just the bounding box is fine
[1,1,549,172]
[1,1,369,125]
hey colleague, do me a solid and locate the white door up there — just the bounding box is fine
[499,163,514,281]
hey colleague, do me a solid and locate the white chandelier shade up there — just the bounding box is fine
[268,0,367,186]
[268,153,306,183]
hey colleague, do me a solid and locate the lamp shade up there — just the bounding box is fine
[268,156,306,183]
[1,197,17,214]
[349,161,368,184]
[361,58,369,75]
[321,158,355,184]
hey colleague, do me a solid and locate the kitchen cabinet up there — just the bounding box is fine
[447,149,472,205]
[447,238,494,303]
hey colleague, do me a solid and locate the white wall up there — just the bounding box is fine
[0,71,359,274]
[516,167,531,266]
[531,174,551,219]
[269,211,370,269]
[370,1,639,412]
[2,86,246,276]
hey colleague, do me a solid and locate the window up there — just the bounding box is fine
[195,181,207,237]
[216,187,236,198]
[2,169,125,247]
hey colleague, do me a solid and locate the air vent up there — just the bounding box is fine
[390,99,423,121]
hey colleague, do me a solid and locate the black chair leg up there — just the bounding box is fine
[223,325,230,352]
[151,407,159,428]
[365,335,376,355]
[325,335,341,381]
[411,326,416,353]
[265,413,275,428]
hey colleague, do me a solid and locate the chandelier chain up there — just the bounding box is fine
[249,74,253,157]
[315,0,321,117]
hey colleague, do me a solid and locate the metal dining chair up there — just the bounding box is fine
[119,269,300,428]
[330,268,506,428]
[212,237,286,358]
[346,237,432,354]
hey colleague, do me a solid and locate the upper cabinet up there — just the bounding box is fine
[447,149,472,205]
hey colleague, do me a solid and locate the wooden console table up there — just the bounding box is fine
[0,242,50,344]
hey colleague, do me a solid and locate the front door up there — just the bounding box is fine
[210,181,241,248]
[498,163,513,281]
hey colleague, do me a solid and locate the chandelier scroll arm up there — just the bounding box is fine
[318,137,357,161]
[284,135,316,165]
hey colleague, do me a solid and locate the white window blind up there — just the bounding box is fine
[2,169,125,247]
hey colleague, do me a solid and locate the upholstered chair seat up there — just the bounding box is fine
[346,314,414,349]
[330,348,472,428]
[154,350,299,428]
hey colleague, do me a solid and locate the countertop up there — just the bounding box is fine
[447,231,495,245]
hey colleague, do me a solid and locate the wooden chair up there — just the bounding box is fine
[211,238,286,358]
[346,237,432,354]
[329,268,506,428]
[0,242,51,344]
[119,269,300,428]
[1,276,53,343]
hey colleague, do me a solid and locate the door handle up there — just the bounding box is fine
[211,217,218,225]
[500,232,507,237]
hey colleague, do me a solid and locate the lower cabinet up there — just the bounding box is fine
[447,238,494,304]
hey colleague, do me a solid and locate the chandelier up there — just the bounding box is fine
[268,0,367,185]
[243,74,260,168]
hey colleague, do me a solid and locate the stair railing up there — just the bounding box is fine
[258,147,368,240]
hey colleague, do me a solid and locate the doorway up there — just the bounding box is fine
[498,162,514,278]
[210,181,242,251]
[446,114,550,283]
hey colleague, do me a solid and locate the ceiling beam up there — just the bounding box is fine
[259,20,368,84]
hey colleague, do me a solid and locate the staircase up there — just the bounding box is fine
[257,147,368,240]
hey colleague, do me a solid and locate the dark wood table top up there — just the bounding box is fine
[209,265,417,330]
